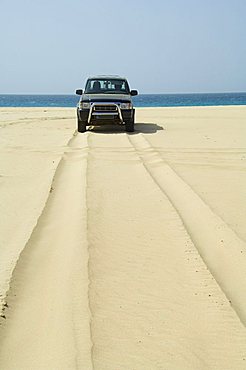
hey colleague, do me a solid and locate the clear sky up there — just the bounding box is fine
[1,0,245,94]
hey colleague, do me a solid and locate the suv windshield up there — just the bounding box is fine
[85,79,130,94]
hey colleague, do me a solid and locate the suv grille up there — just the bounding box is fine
[93,105,117,112]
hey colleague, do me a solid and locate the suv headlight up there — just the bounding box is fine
[80,102,90,109]
[120,102,132,109]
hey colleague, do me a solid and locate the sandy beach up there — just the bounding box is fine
[0,106,246,369]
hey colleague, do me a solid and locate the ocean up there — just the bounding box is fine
[0,92,246,108]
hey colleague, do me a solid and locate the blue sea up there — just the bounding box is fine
[0,93,246,108]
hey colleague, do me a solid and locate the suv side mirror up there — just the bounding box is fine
[76,89,83,95]
[130,90,138,96]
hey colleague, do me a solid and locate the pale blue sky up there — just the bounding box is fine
[0,0,245,94]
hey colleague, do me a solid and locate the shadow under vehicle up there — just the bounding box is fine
[85,122,164,134]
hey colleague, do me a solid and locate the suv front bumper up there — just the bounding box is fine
[78,103,134,124]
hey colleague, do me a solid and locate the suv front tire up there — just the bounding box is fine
[125,111,135,132]
[77,112,87,133]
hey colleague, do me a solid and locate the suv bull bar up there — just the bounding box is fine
[88,102,123,124]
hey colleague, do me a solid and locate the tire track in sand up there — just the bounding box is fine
[127,132,246,327]
[0,133,93,370]
[1,128,246,369]
[79,131,246,370]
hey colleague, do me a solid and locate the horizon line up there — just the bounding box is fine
[1,91,246,96]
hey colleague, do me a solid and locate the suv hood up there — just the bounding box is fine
[82,93,131,103]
